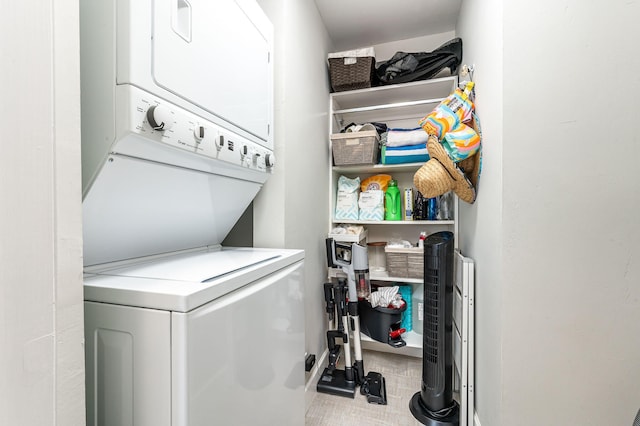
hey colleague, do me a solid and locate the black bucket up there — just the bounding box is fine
[358,300,407,348]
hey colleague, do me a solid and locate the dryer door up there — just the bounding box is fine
[152,0,273,147]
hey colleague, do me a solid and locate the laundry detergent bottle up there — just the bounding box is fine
[385,179,402,221]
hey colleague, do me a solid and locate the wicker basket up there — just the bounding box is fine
[328,56,376,92]
[385,246,424,279]
[331,131,379,166]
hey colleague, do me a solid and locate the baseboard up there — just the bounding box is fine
[304,348,328,413]
[474,410,481,426]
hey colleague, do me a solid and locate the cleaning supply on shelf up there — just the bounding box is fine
[437,191,453,220]
[358,190,384,221]
[361,174,392,192]
[427,197,438,220]
[414,191,426,220]
[404,188,414,221]
[384,179,402,221]
[412,283,424,334]
[335,175,360,220]
[398,285,413,332]
[418,232,427,249]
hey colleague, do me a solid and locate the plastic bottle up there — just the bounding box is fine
[437,191,452,220]
[384,179,402,221]
[412,283,424,334]
[427,197,438,220]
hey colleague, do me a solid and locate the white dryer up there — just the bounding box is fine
[80,1,304,425]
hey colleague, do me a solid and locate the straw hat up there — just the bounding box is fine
[413,114,482,204]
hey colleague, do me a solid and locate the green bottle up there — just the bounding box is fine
[385,179,402,221]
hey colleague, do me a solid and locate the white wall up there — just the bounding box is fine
[500,1,640,424]
[254,0,333,391]
[0,1,85,425]
[458,0,640,425]
[456,0,504,424]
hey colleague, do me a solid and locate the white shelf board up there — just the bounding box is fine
[332,162,424,174]
[360,331,423,358]
[330,76,457,110]
[332,219,454,226]
[331,106,433,129]
[370,270,422,284]
[328,268,422,284]
[327,229,367,243]
[330,77,457,129]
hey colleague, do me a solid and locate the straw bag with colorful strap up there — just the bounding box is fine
[413,80,483,204]
[418,81,480,162]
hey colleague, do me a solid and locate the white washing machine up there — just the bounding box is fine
[80,1,304,425]
[84,247,305,426]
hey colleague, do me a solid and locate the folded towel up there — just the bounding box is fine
[386,128,429,147]
[381,143,430,165]
[369,286,399,308]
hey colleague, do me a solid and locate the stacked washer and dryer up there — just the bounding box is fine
[80,1,305,425]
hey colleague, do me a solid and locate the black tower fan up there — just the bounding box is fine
[410,231,459,425]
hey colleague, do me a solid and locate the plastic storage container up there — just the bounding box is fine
[358,300,407,348]
[398,285,413,332]
[385,246,424,278]
[412,283,424,334]
[331,131,380,166]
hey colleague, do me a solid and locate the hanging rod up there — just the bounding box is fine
[333,97,446,115]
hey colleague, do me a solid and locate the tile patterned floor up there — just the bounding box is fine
[306,350,425,425]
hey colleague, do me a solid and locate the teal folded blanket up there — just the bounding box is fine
[381,143,430,164]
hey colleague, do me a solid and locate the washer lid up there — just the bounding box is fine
[84,247,305,312]
[92,249,278,283]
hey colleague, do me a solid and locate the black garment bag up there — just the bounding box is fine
[376,38,463,85]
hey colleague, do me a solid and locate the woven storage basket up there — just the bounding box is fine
[328,56,376,92]
[385,246,424,279]
[331,130,379,166]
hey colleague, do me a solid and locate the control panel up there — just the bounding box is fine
[124,87,274,173]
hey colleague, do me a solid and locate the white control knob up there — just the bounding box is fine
[194,124,205,141]
[217,135,225,149]
[147,105,174,131]
[265,153,275,168]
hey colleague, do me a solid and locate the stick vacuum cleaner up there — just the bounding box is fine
[410,231,459,425]
[316,238,387,404]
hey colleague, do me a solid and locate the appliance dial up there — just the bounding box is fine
[194,124,205,141]
[147,105,174,131]
[265,153,275,168]
[217,135,225,149]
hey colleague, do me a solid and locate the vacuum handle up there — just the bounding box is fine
[336,278,348,316]
[323,282,335,321]
[325,238,336,268]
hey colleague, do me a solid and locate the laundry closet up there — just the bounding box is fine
[252,1,640,426]
[3,1,640,426]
